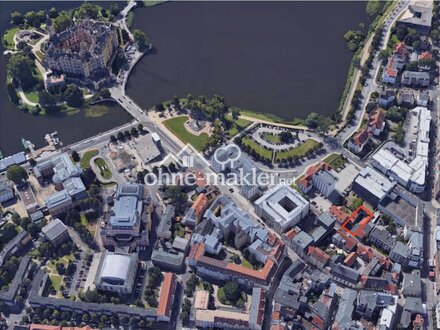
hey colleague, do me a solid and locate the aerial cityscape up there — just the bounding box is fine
[1,1,440,330]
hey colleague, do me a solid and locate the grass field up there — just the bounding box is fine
[80,149,99,169]
[24,90,39,103]
[94,157,112,180]
[2,27,18,50]
[50,275,62,291]
[226,116,252,137]
[163,115,209,151]
[275,139,319,162]
[323,153,346,170]
[242,137,273,161]
[262,133,281,143]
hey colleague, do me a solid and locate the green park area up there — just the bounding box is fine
[163,115,209,151]
[323,153,347,170]
[94,157,112,180]
[226,116,252,137]
[274,139,319,162]
[80,149,99,169]
[2,27,19,50]
[262,132,281,143]
[242,137,273,161]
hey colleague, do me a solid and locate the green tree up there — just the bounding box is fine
[7,83,19,104]
[222,281,241,302]
[71,150,80,162]
[306,112,319,129]
[54,14,72,33]
[231,108,240,121]
[38,90,59,113]
[63,85,84,107]
[10,11,24,25]
[76,3,99,19]
[48,7,59,19]
[133,29,148,49]
[110,4,121,16]
[6,54,36,90]
[99,88,111,99]
[6,165,28,184]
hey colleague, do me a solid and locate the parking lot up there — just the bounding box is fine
[334,163,359,195]
[64,250,94,298]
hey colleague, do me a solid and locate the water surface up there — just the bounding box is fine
[127,1,370,120]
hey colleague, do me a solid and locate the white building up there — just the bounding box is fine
[312,169,336,197]
[371,107,431,193]
[254,185,309,234]
[94,251,138,295]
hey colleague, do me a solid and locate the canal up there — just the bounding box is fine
[127,1,370,120]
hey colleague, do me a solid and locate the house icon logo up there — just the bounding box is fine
[159,143,211,169]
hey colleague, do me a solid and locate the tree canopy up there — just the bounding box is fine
[6,165,28,184]
[133,29,148,50]
[6,53,36,90]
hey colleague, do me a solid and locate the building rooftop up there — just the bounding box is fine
[194,290,209,310]
[398,5,433,29]
[42,218,68,242]
[255,185,309,228]
[354,166,395,200]
[109,183,143,228]
[157,272,176,318]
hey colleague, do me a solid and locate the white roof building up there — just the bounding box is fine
[94,250,138,295]
[371,107,431,194]
[254,185,309,233]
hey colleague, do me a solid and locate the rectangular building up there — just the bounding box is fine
[255,185,309,233]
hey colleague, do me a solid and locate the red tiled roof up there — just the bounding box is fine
[192,193,209,218]
[418,51,432,60]
[344,252,358,267]
[271,311,282,321]
[308,246,330,266]
[394,42,408,57]
[284,228,298,240]
[356,245,374,262]
[226,259,275,281]
[157,272,177,318]
[386,67,398,78]
[336,229,357,252]
[329,205,350,224]
[298,162,332,190]
[353,128,370,146]
[369,109,385,130]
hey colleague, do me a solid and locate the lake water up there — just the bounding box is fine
[127,1,370,120]
[0,1,131,156]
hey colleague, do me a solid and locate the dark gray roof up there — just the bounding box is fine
[331,263,360,284]
[42,218,68,242]
[157,205,174,238]
[29,270,157,318]
[317,212,335,229]
[0,256,32,303]
[0,231,30,266]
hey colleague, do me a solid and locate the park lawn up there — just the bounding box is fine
[2,27,18,50]
[226,116,252,137]
[35,50,44,61]
[262,133,281,143]
[50,275,62,291]
[323,153,346,170]
[242,137,273,161]
[275,139,319,162]
[80,213,95,236]
[241,258,253,269]
[80,149,99,169]
[24,90,39,103]
[94,157,112,179]
[163,115,209,151]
